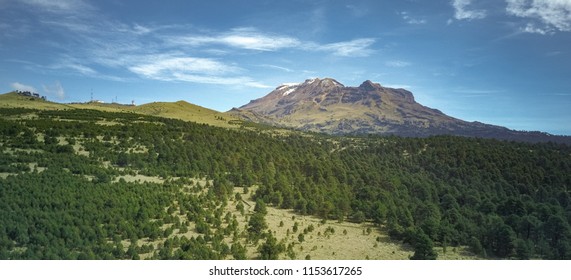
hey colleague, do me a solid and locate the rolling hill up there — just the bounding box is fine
[0,91,241,128]
[0,91,71,110]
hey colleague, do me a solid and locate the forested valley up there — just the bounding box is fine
[1,107,570,259]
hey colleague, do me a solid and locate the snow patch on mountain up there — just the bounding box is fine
[283,87,297,96]
[277,83,301,96]
[304,78,318,84]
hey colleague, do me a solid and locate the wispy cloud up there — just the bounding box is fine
[0,19,31,40]
[132,24,152,35]
[400,12,427,25]
[545,51,563,57]
[42,81,65,100]
[161,74,271,89]
[19,0,93,14]
[506,0,571,33]
[258,64,294,72]
[129,56,239,79]
[346,4,370,18]
[451,0,487,21]
[169,28,375,57]
[171,28,301,51]
[522,23,549,35]
[11,82,37,93]
[312,38,376,57]
[9,5,271,87]
[453,88,505,97]
[128,55,270,88]
[308,6,327,36]
[50,57,98,76]
[7,2,375,88]
[386,60,411,67]
[549,93,571,96]
[61,63,97,76]
[42,55,127,81]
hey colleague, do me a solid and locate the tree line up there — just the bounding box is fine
[1,108,570,259]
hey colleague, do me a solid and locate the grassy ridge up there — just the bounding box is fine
[0,92,71,110]
[0,92,241,128]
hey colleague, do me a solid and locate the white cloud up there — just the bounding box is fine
[19,0,92,14]
[52,61,97,76]
[168,74,271,88]
[400,12,427,25]
[314,38,376,57]
[506,0,571,33]
[259,64,294,72]
[451,0,487,20]
[523,23,549,34]
[45,57,127,81]
[11,82,37,93]
[6,3,278,88]
[132,24,152,35]
[11,0,376,89]
[129,56,239,79]
[386,60,411,67]
[171,28,301,51]
[128,55,270,88]
[222,29,301,51]
[42,81,65,100]
[170,28,375,57]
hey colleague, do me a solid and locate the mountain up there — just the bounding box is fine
[230,78,571,143]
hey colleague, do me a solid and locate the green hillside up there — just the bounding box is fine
[0,92,70,110]
[1,100,570,260]
[0,92,241,128]
[131,101,239,128]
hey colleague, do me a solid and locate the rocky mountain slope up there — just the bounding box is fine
[230,78,570,143]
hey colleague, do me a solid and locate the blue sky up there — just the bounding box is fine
[1,0,570,135]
